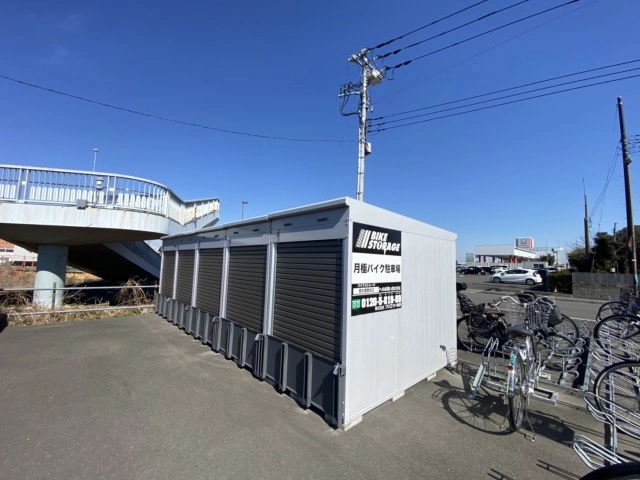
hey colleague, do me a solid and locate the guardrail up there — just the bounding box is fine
[0,164,219,226]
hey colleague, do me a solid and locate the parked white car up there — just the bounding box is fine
[490,268,542,285]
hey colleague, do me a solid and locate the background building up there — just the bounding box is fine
[0,240,38,266]
[472,238,567,267]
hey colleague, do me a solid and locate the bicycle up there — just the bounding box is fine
[596,288,640,323]
[593,315,640,361]
[463,295,581,355]
[456,302,505,353]
[459,293,585,389]
[468,319,561,433]
[456,281,504,353]
[591,360,640,439]
[574,359,640,470]
[513,291,582,342]
[573,310,640,474]
[504,325,539,431]
[466,294,588,432]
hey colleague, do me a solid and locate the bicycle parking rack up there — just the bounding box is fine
[468,337,561,406]
[572,318,640,470]
[531,385,558,405]
[469,337,501,399]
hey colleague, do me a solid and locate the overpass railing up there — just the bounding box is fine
[0,164,219,226]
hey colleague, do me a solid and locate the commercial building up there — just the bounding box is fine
[470,238,567,267]
[0,240,38,266]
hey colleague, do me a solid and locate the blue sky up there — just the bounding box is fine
[1,1,639,261]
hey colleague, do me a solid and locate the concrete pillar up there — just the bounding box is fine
[33,245,68,307]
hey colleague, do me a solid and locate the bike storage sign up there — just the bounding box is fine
[351,222,402,316]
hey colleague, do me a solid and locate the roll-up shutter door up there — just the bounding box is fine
[195,249,223,316]
[273,240,343,362]
[160,250,176,296]
[175,250,195,304]
[225,246,267,332]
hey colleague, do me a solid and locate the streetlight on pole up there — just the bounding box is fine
[92,148,99,172]
[241,201,248,219]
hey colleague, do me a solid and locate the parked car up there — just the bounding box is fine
[491,266,508,274]
[460,266,485,275]
[490,268,542,285]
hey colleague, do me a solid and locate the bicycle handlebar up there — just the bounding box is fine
[490,294,555,308]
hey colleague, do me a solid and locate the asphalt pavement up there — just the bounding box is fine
[0,313,624,480]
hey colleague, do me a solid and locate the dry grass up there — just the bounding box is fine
[0,264,155,326]
[0,262,35,289]
[0,263,101,289]
[5,303,154,327]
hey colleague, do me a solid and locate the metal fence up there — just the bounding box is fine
[0,164,220,226]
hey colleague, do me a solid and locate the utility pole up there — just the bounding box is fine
[340,49,383,201]
[618,96,638,292]
[583,178,590,256]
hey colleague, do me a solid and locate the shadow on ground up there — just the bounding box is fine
[433,362,577,446]
[0,311,7,334]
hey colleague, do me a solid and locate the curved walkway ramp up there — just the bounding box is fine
[0,164,219,304]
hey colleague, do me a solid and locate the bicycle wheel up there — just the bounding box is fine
[593,315,640,361]
[552,315,581,342]
[508,350,527,431]
[593,360,640,440]
[457,316,481,352]
[457,314,495,352]
[541,330,577,350]
[597,301,630,322]
[537,332,579,371]
[579,461,640,480]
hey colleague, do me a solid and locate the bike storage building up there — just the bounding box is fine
[155,197,457,429]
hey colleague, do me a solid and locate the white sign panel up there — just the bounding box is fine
[351,222,402,316]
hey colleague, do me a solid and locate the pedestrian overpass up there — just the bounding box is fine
[0,164,220,305]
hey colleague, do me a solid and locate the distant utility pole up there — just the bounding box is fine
[339,49,384,201]
[583,178,590,255]
[92,148,99,171]
[617,96,638,292]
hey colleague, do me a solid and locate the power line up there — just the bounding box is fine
[590,106,622,220]
[368,0,490,52]
[0,74,350,144]
[374,0,600,104]
[375,0,530,61]
[373,59,638,122]
[369,63,640,127]
[590,147,620,221]
[369,73,640,133]
[385,0,581,72]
